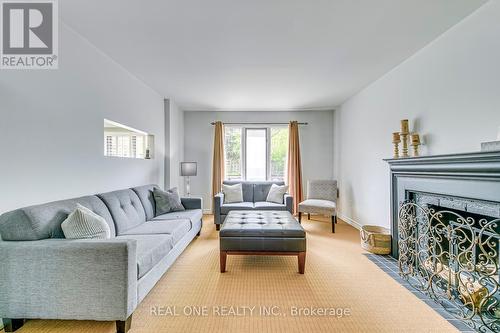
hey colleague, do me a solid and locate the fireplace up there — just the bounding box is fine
[386,151,500,332]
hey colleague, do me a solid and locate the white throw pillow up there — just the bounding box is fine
[61,204,111,239]
[266,184,289,204]
[222,183,243,204]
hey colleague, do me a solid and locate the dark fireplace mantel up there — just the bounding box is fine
[385,150,500,258]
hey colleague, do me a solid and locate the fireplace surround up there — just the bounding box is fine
[386,151,500,332]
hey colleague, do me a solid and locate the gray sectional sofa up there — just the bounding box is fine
[213,181,293,230]
[0,184,202,333]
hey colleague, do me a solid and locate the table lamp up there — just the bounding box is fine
[180,162,197,197]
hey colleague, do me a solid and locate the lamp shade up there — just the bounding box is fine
[180,162,197,176]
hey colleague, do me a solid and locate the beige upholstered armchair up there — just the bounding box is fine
[298,180,337,233]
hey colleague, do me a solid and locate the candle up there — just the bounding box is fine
[401,119,409,134]
[392,132,401,142]
[411,133,420,144]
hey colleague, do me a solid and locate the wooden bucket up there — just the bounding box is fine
[360,225,391,255]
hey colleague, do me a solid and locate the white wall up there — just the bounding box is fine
[0,24,165,214]
[334,1,500,229]
[164,99,185,192]
[184,110,335,211]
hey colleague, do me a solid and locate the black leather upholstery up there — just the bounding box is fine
[219,211,306,252]
[213,181,293,227]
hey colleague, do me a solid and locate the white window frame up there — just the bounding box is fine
[104,119,153,159]
[224,125,287,181]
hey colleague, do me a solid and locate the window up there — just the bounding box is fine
[270,127,288,181]
[245,128,267,180]
[104,119,154,159]
[224,127,242,179]
[224,126,288,181]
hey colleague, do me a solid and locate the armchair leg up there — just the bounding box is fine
[216,224,220,231]
[116,315,133,333]
[331,216,336,233]
[298,212,302,223]
[307,213,310,220]
[3,319,25,332]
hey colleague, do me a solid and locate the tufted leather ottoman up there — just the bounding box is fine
[219,210,306,274]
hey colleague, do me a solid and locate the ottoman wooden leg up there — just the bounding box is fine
[116,315,132,333]
[298,212,302,223]
[216,224,220,231]
[220,251,227,273]
[298,252,306,274]
[4,319,25,332]
[331,216,335,233]
[307,213,310,220]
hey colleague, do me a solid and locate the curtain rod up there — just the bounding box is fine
[210,122,308,125]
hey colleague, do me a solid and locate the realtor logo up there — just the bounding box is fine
[1,0,58,69]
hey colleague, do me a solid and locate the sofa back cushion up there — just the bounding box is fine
[223,181,253,202]
[132,184,159,220]
[0,195,115,241]
[253,181,285,202]
[98,189,146,234]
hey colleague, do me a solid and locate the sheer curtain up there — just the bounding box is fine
[212,121,225,211]
[287,121,303,215]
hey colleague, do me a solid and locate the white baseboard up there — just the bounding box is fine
[338,213,362,230]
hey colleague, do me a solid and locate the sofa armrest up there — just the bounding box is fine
[0,238,137,321]
[181,197,202,210]
[213,193,224,225]
[284,194,293,214]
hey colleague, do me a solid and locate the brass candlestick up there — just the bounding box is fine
[411,133,421,157]
[400,119,409,158]
[392,132,401,158]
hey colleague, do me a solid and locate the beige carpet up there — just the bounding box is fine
[9,215,457,333]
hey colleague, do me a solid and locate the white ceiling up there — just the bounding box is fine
[61,0,486,111]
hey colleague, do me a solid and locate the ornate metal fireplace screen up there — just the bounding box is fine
[398,201,500,332]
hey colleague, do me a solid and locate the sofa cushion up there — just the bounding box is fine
[266,184,288,204]
[132,184,159,221]
[222,183,243,203]
[153,187,185,215]
[254,201,287,210]
[223,181,253,202]
[98,189,146,235]
[117,234,173,279]
[0,195,115,241]
[220,202,254,215]
[253,181,285,202]
[120,219,191,245]
[153,209,203,226]
[61,204,111,239]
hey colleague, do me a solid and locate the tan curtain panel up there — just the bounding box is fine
[212,121,225,208]
[287,121,303,215]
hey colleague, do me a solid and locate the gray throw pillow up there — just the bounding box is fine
[222,183,243,203]
[154,187,185,216]
[61,204,111,239]
[266,184,289,204]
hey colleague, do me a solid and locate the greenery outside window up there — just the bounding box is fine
[224,125,288,181]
